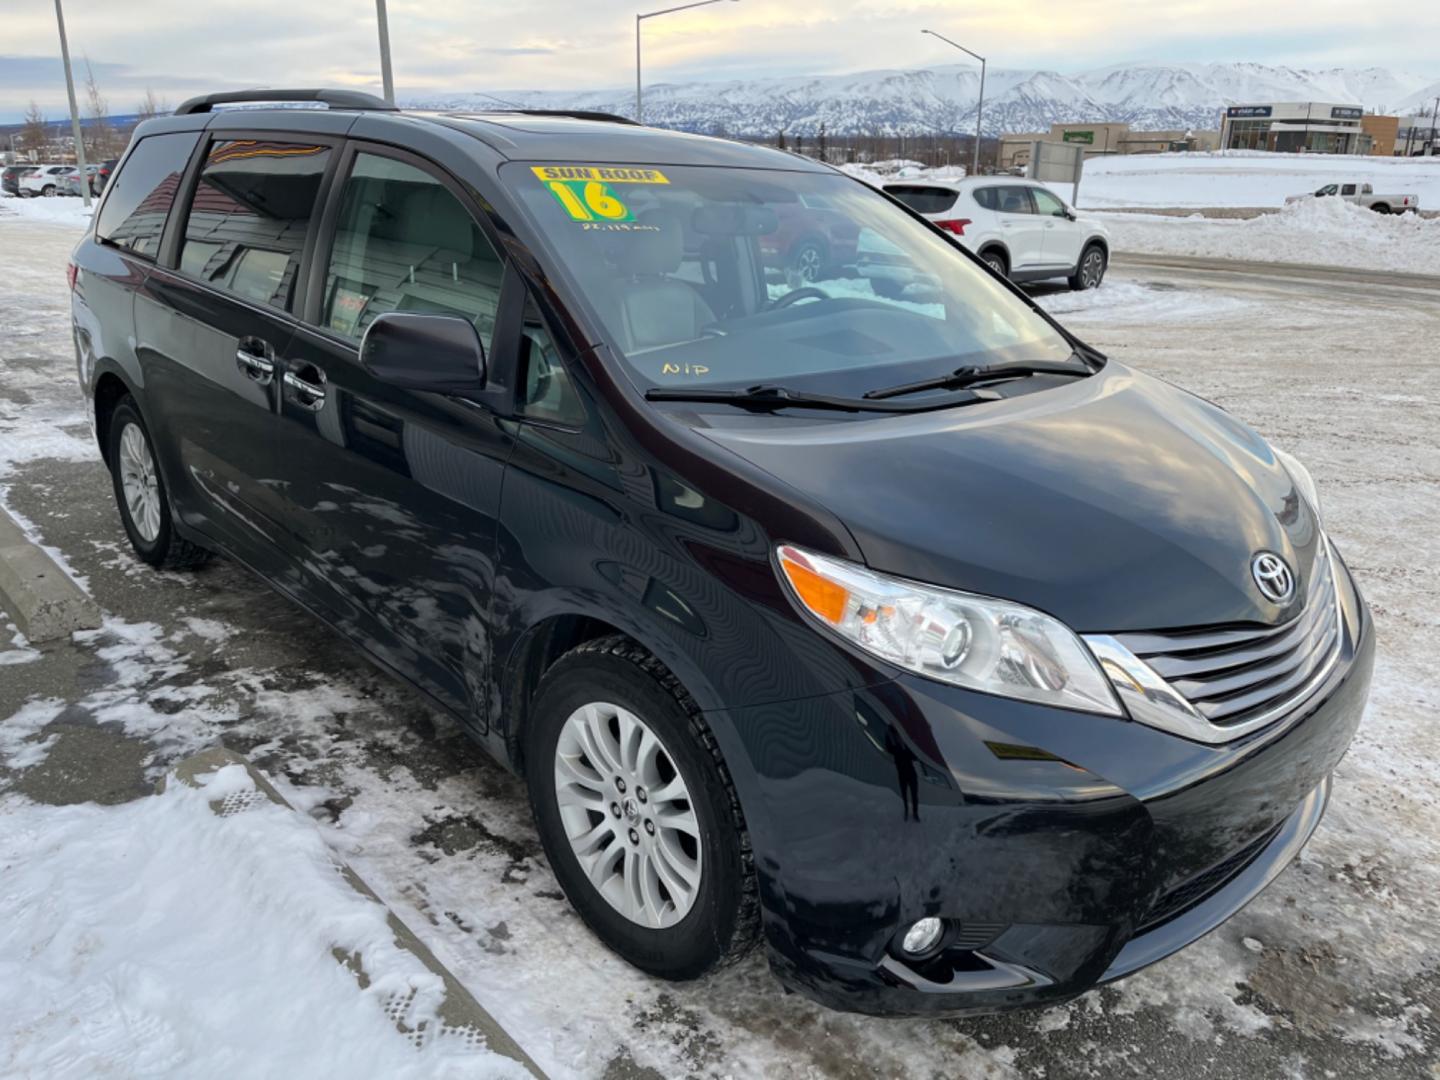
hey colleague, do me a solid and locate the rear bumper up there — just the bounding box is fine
[716,563,1373,1017]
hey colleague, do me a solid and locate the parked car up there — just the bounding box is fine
[59,164,103,197]
[1285,180,1419,214]
[883,177,1110,289]
[19,164,78,197]
[95,158,119,194]
[71,89,1372,1018]
[2,164,38,196]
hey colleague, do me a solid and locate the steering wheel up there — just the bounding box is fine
[767,286,831,311]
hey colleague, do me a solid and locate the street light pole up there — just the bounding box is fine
[922,29,985,177]
[52,0,91,208]
[376,0,395,105]
[635,0,738,124]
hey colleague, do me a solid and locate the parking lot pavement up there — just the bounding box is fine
[3,208,1439,1078]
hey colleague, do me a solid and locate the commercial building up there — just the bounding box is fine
[1360,115,1399,157]
[1219,103,1372,154]
[998,122,1218,170]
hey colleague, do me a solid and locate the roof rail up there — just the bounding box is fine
[471,109,640,126]
[174,89,397,116]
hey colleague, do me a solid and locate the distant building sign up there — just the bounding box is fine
[1062,130,1094,144]
[1330,106,1363,120]
[1226,106,1273,118]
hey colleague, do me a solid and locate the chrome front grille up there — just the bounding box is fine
[1113,542,1341,730]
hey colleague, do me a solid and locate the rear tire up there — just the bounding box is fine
[41,184,56,198]
[106,397,212,571]
[1370,203,1390,215]
[525,635,759,980]
[1069,243,1107,291]
[980,248,1009,279]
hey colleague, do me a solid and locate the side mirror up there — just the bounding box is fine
[359,312,486,396]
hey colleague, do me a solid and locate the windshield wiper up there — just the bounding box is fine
[645,383,1000,413]
[864,359,1092,401]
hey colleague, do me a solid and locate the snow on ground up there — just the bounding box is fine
[1073,150,1440,210]
[0,191,95,227]
[0,764,526,1078]
[1098,196,1440,275]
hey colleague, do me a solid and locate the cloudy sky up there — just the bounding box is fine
[2,0,1435,122]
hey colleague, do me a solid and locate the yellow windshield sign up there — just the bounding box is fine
[530,165,669,185]
[531,165,669,223]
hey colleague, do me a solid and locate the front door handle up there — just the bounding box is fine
[282,369,327,411]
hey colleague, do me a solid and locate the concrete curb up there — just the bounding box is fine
[163,746,546,1078]
[0,506,101,643]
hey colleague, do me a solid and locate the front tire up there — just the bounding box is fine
[106,397,212,570]
[525,636,759,980]
[41,184,56,198]
[1069,243,1107,291]
[788,239,827,284]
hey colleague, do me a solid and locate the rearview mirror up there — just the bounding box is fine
[359,312,486,396]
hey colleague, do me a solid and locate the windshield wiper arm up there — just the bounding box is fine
[645,383,999,413]
[864,360,1091,401]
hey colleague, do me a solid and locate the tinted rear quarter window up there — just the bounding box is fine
[94,132,199,258]
[179,140,332,309]
[885,185,959,215]
[972,187,999,211]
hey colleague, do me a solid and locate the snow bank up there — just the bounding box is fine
[1077,150,1440,210]
[0,769,527,1079]
[1099,196,1440,275]
[0,192,94,228]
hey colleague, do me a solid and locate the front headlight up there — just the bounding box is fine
[1272,446,1322,523]
[776,545,1120,716]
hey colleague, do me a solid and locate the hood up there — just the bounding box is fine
[696,363,1321,633]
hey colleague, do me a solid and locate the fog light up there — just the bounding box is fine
[901,917,945,956]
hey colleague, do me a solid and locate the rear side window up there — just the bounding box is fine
[95,132,199,259]
[319,152,503,348]
[886,185,959,215]
[179,140,332,309]
[993,187,1034,214]
[972,187,999,211]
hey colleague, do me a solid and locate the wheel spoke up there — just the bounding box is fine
[654,802,699,838]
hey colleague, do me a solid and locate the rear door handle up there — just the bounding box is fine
[236,338,275,385]
[236,350,275,383]
[282,368,327,411]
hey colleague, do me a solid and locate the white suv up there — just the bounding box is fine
[19,165,78,198]
[883,177,1110,290]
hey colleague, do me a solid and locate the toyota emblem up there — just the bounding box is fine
[1251,552,1295,604]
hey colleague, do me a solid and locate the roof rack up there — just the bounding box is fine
[468,109,640,127]
[175,89,397,116]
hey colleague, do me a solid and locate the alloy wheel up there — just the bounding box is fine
[118,421,162,542]
[985,254,1006,277]
[1081,249,1105,289]
[793,245,823,283]
[553,701,702,929]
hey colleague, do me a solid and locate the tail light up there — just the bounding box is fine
[66,262,78,292]
[935,218,971,236]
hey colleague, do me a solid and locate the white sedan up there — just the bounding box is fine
[883,177,1110,290]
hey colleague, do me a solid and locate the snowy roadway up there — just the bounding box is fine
[2,202,1438,1078]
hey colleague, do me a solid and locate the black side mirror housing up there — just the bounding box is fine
[359,312,486,396]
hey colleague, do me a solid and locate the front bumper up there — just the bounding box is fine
[716,563,1373,1017]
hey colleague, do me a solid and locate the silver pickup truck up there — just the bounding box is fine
[1285,181,1420,214]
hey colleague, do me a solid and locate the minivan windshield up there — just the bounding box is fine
[504,163,1077,399]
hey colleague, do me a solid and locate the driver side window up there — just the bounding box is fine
[1031,188,1067,217]
[518,298,584,426]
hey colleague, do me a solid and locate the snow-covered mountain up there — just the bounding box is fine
[407,61,1437,137]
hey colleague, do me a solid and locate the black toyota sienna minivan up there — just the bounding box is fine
[70,90,1373,1017]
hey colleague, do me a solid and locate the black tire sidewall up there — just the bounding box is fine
[107,400,175,566]
[525,650,746,980]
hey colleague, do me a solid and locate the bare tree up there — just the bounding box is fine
[136,88,168,122]
[83,59,115,160]
[20,100,48,158]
